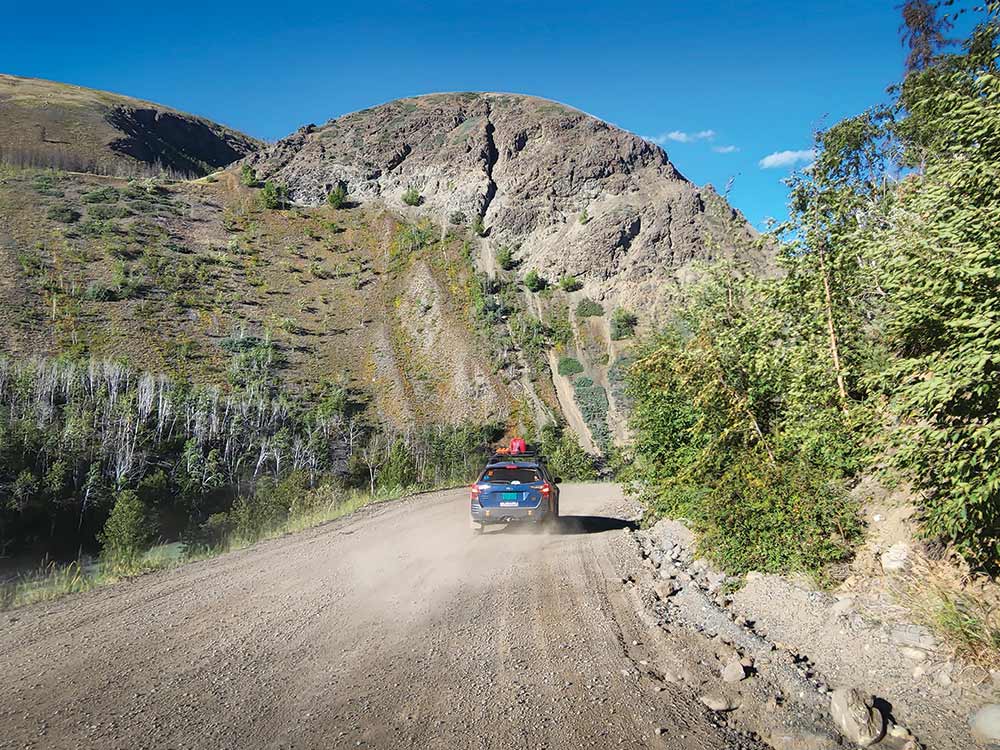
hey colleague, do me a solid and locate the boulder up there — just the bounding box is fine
[898,646,927,662]
[829,688,885,747]
[880,542,911,574]
[970,704,1000,743]
[721,659,747,683]
[653,580,678,600]
[700,692,739,712]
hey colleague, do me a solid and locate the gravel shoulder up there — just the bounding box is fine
[0,484,766,750]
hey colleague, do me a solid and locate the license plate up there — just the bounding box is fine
[500,501,518,507]
[502,492,519,501]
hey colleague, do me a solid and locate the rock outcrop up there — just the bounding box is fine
[246,92,765,321]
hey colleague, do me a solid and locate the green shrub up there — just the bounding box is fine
[260,181,287,210]
[402,187,422,206]
[496,246,516,270]
[579,208,590,225]
[393,221,435,256]
[557,356,584,376]
[509,313,551,371]
[472,215,486,236]
[32,173,64,197]
[449,210,466,225]
[88,203,132,220]
[327,184,348,208]
[47,204,80,223]
[98,490,150,569]
[240,164,257,187]
[537,423,597,481]
[610,308,638,339]
[81,186,120,204]
[524,269,546,292]
[378,439,418,490]
[576,298,604,318]
[559,275,582,292]
[17,247,46,276]
[573,376,611,450]
[695,458,861,577]
[549,306,573,346]
[83,282,112,301]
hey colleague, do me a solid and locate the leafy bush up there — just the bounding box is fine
[378,439,418,490]
[240,164,257,187]
[496,246,516,270]
[16,247,46,276]
[449,210,466,225]
[879,50,1000,570]
[32,173,64,197]
[509,313,551,371]
[46,204,80,223]
[579,208,590,225]
[81,186,120,204]
[472,215,486,236]
[619,5,1000,579]
[559,275,582,292]
[260,181,287,210]
[610,308,638,339]
[576,298,604,318]
[695,458,861,577]
[402,187,422,207]
[548,306,573,346]
[523,269,546,292]
[83,282,112,301]
[327,184,348,208]
[573,376,611,451]
[557,356,584,376]
[99,490,150,569]
[231,473,305,542]
[393,221,436,257]
[537,423,597,481]
[88,203,132,220]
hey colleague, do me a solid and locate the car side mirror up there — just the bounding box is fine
[554,477,563,484]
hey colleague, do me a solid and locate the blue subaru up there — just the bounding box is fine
[470,451,561,533]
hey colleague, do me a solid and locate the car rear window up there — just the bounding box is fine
[481,467,540,484]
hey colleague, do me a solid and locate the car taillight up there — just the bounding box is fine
[471,484,481,501]
[540,483,551,495]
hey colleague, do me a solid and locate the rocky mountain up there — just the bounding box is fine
[246,93,766,446]
[0,85,766,452]
[0,75,260,177]
[246,92,762,321]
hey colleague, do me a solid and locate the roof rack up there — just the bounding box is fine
[487,447,543,464]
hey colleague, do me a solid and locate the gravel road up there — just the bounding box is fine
[0,484,766,750]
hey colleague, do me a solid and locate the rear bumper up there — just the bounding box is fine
[472,503,548,524]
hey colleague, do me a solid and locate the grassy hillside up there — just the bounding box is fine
[0,163,526,428]
[0,75,259,177]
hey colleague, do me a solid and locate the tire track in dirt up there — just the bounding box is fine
[0,484,768,750]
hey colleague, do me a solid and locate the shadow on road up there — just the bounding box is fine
[556,515,638,535]
[489,516,637,536]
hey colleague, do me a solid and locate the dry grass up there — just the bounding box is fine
[0,166,509,427]
[896,551,1000,670]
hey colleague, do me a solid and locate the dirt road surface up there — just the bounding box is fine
[0,484,766,750]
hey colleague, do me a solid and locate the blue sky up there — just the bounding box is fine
[4,1,917,226]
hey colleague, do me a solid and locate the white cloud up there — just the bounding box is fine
[758,149,815,169]
[712,145,740,154]
[647,129,716,145]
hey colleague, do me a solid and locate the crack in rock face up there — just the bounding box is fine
[245,92,770,319]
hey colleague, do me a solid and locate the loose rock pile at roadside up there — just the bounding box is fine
[622,518,1000,750]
